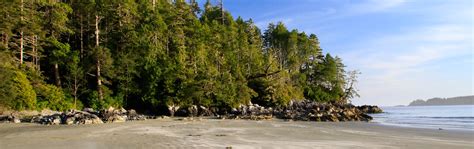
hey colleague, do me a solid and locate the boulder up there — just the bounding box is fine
[198,106,213,116]
[1,115,22,123]
[127,109,137,116]
[110,115,126,123]
[272,100,375,122]
[4,107,148,125]
[126,109,145,121]
[92,117,104,124]
[30,115,42,123]
[83,119,93,125]
[0,115,9,122]
[189,105,198,117]
[65,117,75,125]
[174,108,189,117]
[83,108,95,113]
[359,113,373,121]
[107,107,115,113]
[51,116,61,125]
[357,105,383,114]
[167,105,179,117]
[12,117,21,123]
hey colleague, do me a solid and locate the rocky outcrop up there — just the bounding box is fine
[1,101,382,124]
[357,105,383,114]
[167,100,380,122]
[0,114,21,123]
[227,104,273,120]
[273,100,374,122]
[173,105,214,117]
[28,110,102,125]
[1,107,149,125]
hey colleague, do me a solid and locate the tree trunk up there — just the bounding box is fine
[33,35,39,70]
[32,36,35,66]
[54,63,61,86]
[80,16,84,59]
[248,50,252,76]
[124,63,130,107]
[95,15,103,100]
[73,75,78,109]
[20,31,23,65]
[19,0,23,65]
[279,48,283,70]
[96,61,102,100]
[3,34,8,49]
[95,15,100,48]
[220,0,224,24]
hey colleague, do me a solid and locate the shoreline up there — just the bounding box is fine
[371,120,474,132]
[372,105,474,132]
[1,118,473,148]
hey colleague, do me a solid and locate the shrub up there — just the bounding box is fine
[35,84,73,111]
[0,68,37,110]
[87,87,123,109]
[248,75,303,107]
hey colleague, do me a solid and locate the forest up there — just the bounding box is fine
[0,0,359,113]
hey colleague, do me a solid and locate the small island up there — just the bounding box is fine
[408,95,474,106]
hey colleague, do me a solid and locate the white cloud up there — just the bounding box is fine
[344,24,473,106]
[228,0,473,106]
[348,24,472,69]
[348,0,406,14]
[253,0,406,30]
[290,1,471,106]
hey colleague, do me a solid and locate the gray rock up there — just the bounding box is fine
[83,108,95,113]
[65,117,75,125]
[357,105,383,114]
[127,109,137,116]
[12,118,21,123]
[92,117,103,124]
[118,108,127,114]
[272,100,375,122]
[107,107,115,112]
[52,117,61,125]
[83,119,92,125]
[111,115,126,123]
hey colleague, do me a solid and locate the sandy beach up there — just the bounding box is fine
[0,118,473,149]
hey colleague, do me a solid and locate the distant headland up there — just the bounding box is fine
[408,95,474,106]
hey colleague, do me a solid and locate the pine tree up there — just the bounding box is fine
[0,1,357,111]
[40,1,73,87]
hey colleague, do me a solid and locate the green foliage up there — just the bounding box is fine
[0,67,36,110]
[302,54,346,102]
[0,1,358,112]
[35,84,73,111]
[248,72,303,107]
[44,37,71,64]
[87,88,123,110]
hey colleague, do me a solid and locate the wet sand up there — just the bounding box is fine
[0,118,473,149]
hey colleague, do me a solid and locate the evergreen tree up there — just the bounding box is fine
[39,1,73,87]
[0,1,358,111]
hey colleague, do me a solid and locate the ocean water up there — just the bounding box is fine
[370,105,474,131]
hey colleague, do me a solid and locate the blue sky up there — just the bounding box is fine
[199,0,473,106]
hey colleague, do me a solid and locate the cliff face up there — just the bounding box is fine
[408,95,474,106]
